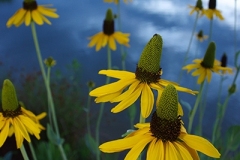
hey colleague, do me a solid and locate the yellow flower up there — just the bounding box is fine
[88,9,130,51]
[0,79,41,148]
[89,70,195,118]
[0,107,41,148]
[100,85,220,159]
[196,30,208,42]
[183,42,232,84]
[203,0,224,20]
[6,1,59,27]
[188,0,204,15]
[104,0,132,4]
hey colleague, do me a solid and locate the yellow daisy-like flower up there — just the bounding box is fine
[88,9,130,51]
[89,70,195,118]
[100,122,220,160]
[104,0,132,4]
[6,1,59,27]
[203,0,224,20]
[196,30,208,42]
[0,107,41,148]
[188,0,204,15]
[183,42,232,84]
[100,85,220,159]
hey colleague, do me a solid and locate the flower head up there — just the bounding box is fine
[0,79,41,148]
[183,42,233,84]
[88,8,130,51]
[196,30,208,42]
[203,0,224,20]
[90,34,196,118]
[103,0,132,4]
[6,0,59,27]
[188,0,204,15]
[99,85,220,159]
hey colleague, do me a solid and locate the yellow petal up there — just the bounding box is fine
[125,135,154,160]
[96,33,104,51]
[19,115,40,134]
[14,117,31,142]
[37,6,59,18]
[24,11,31,26]
[179,134,220,158]
[99,134,147,153]
[95,90,123,103]
[173,142,193,160]
[14,121,24,148]
[90,78,135,97]
[206,69,212,83]
[166,142,179,159]
[108,35,116,51]
[147,139,164,160]
[99,70,135,79]
[88,32,103,48]
[111,84,143,113]
[13,8,27,26]
[141,84,154,118]
[0,119,10,147]
[111,80,140,102]
[31,10,44,25]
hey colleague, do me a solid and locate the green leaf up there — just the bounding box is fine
[84,133,97,155]
[226,125,240,151]
[47,124,64,146]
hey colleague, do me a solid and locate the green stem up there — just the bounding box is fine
[28,142,37,160]
[95,46,112,160]
[47,67,53,128]
[178,12,199,83]
[30,22,67,160]
[87,86,93,136]
[188,81,204,133]
[20,144,29,160]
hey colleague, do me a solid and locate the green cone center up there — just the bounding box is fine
[135,66,162,84]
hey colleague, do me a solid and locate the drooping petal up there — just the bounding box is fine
[24,11,31,26]
[141,84,154,118]
[13,117,31,143]
[179,134,220,158]
[177,141,200,160]
[173,142,193,160]
[147,139,164,160]
[165,142,180,159]
[95,90,123,103]
[95,33,104,51]
[0,119,10,147]
[108,35,116,51]
[206,69,212,83]
[37,6,59,18]
[90,78,135,97]
[125,135,154,160]
[31,10,44,25]
[111,84,144,113]
[99,134,148,153]
[88,32,103,48]
[13,8,27,26]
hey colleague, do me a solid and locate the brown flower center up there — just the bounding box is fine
[103,20,114,35]
[135,66,162,84]
[150,111,181,142]
[23,1,37,10]
[2,105,22,118]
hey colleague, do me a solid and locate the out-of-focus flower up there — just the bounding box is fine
[6,0,59,27]
[90,34,196,118]
[196,30,208,42]
[203,0,224,20]
[183,42,232,84]
[0,79,41,148]
[99,85,220,159]
[188,0,204,15]
[104,0,132,4]
[44,57,56,67]
[88,9,130,51]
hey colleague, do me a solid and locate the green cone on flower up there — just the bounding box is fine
[201,42,216,68]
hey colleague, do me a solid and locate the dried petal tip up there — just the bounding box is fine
[156,84,178,120]
[2,79,19,111]
[201,41,216,68]
[138,34,163,73]
[196,0,203,10]
[208,0,216,9]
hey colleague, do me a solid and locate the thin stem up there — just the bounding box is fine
[86,86,93,136]
[47,67,53,127]
[28,142,37,160]
[20,144,29,160]
[178,12,199,83]
[95,46,112,160]
[30,22,67,160]
[188,81,205,133]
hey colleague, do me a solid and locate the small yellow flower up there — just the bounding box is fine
[6,0,59,27]
[188,0,204,15]
[88,9,130,51]
[196,30,208,42]
[0,79,41,148]
[99,85,220,159]
[104,0,132,4]
[183,42,232,84]
[203,0,224,20]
